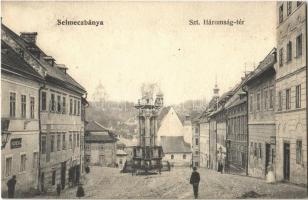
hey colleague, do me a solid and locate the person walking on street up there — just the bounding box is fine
[190,167,200,199]
[7,175,17,198]
[76,184,85,198]
[56,183,61,197]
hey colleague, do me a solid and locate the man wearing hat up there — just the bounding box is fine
[190,167,200,199]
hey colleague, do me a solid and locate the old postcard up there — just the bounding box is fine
[1,1,308,199]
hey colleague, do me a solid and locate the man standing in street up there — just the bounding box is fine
[190,167,200,199]
[7,175,17,198]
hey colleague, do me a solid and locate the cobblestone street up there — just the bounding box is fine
[39,166,307,199]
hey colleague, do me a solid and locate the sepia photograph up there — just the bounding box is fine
[1,1,308,199]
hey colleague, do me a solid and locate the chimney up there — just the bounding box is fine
[57,64,68,74]
[20,32,38,44]
[43,56,55,67]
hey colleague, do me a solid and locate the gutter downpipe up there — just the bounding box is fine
[305,2,308,193]
[242,86,249,176]
[37,81,46,192]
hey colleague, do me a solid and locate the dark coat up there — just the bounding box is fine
[76,186,85,198]
[7,178,16,198]
[190,171,200,185]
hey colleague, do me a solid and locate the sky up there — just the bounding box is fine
[1,1,276,105]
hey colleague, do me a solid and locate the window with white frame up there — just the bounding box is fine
[287,41,292,62]
[30,97,35,119]
[296,85,301,108]
[296,140,302,164]
[10,92,16,117]
[21,95,26,118]
[296,34,302,57]
[41,91,47,111]
[20,154,26,172]
[62,96,66,114]
[5,157,12,177]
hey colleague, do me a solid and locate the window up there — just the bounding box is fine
[286,89,291,110]
[287,41,292,62]
[296,85,301,108]
[287,2,292,16]
[57,95,61,113]
[279,4,283,23]
[264,90,268,110]
[62,133,66,150]
[52,170,56,185]
[41,135,47,154]
[73,133,76,149]
[77,133,80,147]
[77,101,80,116]
[69,134,72,149]
[51,134,55,152]
[269,89,274,109]
[296,140,302,164]
[279,48,283,67]
[33,152,38,168]
[195,138,199,145]
[41,91,47,111]
[171,155,174,159]
[74,99,77,115]
[50,93,55,112]
[5,157,12,177]
[257,93,261,111]
[183,154,186,159]
[30,97,35,119]
[10,92,16,117]
[20,154,26,172]
[249,94,253,112]
[62,97,66,114]
[195,127,199,134]
[195,162,199,167]
[21,95,26,118]
[278,91,282,111]
[57,134,61,151]
[296,34,302,57]
[69,99,73,115]
[195,151,199,155]
[258,143,262,159]
[254,143,257,157]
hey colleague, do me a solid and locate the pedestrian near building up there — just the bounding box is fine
[7,175,17,198]
[56,184,61,197]
[190,167,200,199]
[76,184,85,198]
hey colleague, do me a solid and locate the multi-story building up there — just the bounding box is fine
[275,1,307,185]
[84,121,117,167]
[2,24,87,192]
[1,41,44,197]
[191,116,200,167]
[244,49,277,179]
[225,81,248,175]
[199,113,210,168]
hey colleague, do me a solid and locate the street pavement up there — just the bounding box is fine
[38,166,307,199]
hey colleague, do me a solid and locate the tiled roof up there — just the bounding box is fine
[85,121,117,143]
[2,24,86,93]
[1,41,44,82]
[160,136,191,153]
[85,121,109,132]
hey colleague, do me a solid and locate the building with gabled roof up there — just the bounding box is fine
[1,40,45,197]
[161,136,191,167]
[2,23,88,193]
[84,121,117,167]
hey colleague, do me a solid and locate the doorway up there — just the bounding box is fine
[61,161,66,189]
[283,143,290,180]
[265,143,271,175]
